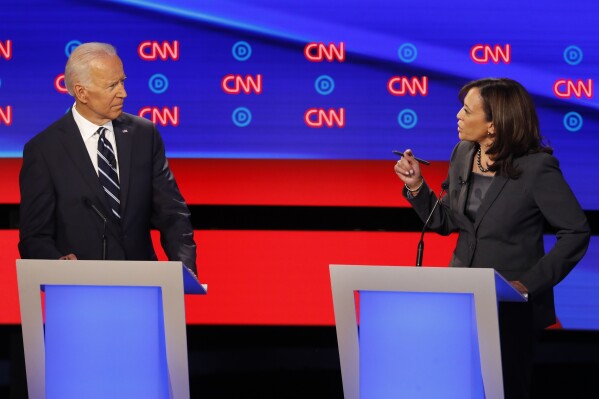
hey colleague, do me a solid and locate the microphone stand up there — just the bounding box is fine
[85,199,108,260]
[416,184,447,267]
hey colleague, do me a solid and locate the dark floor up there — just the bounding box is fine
[1,325,598,398]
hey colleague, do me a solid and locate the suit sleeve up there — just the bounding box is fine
[149,126,198,274]
[403,181,457,235]
[519,155,590,294]
[18,140,63,259]
[402,143,461,235]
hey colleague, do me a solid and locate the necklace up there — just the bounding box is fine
[477,146,490,173]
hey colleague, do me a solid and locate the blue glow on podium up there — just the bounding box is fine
[44,285,169,398]
[359,291,484,398]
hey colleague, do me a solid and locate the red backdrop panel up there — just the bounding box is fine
[1,230,456,325]
[0,231,20,324]
[161,230,457,325]
[0,158,449,206]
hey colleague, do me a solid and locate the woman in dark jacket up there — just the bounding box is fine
[394,77,590,398]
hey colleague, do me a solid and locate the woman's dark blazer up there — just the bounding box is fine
[404,141,590,329]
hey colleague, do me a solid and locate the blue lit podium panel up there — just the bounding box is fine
[16,260,207,399]
[329,265,526,399]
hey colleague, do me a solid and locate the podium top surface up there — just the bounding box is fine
[16,259,207,295]
[183,266,208,294]
[329,265,526,302]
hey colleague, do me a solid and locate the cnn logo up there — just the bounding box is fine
[138,41,179,61]
[553,79,593,99]
[221,74,262,94]
[470,44,511,64]
[0,40,12,60]
[139,106,180,126]
[304,42,345,62]
[388,76,428,96]
[54,74,68,94]
[304,108,345,128]
[0,106,12,126]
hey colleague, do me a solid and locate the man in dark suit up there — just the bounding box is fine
[19,42,197,273]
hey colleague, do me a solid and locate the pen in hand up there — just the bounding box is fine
[392,150,431,166]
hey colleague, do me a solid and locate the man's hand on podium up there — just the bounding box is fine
[59,253,77,260]
[509,280,529,297]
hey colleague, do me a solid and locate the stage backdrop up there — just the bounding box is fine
[0,0,597,329]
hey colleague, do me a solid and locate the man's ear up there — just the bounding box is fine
[73,84,88,104]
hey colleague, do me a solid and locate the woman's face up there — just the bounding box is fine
[456,87,494,145]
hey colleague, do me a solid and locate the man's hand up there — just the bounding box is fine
[59,253,77,260]
[510,280,528,295]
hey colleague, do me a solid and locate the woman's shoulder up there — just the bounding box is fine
[516,151,560,176]
[450,141,476,160]
[518,150,557,165]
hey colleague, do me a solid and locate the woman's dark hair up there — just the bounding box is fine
[459,78,552,178]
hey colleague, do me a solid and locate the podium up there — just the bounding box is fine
[329,265,526,399]
[16,259,207,399]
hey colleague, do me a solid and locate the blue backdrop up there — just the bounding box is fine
[1,0,597,207]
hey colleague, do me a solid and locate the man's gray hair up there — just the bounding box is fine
[64,42,117,96]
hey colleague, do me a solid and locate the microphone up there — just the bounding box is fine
[458,176,468,185]
[84,198,107,260]
[416,182,449,267]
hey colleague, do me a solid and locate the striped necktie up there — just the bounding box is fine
[97,127,121,221]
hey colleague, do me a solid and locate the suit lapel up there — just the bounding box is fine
[474,173,508,230]
[451,142,510,231]
[56,112,107,207]
[113,116,132,220]
[455,144,476,215]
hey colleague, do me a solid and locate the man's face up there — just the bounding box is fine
[75,55,127,125]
